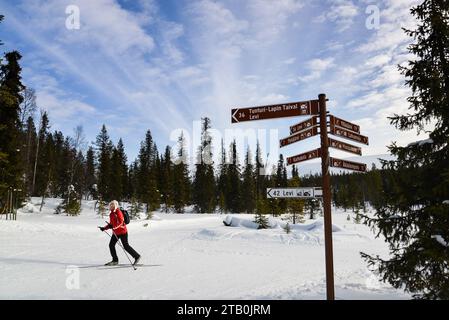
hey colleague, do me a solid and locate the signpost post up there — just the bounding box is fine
[231,94,369,301]
[318,94,335,301]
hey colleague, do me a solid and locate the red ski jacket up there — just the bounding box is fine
[104,208,127,235]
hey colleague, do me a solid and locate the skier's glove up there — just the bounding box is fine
[99,226,106,231]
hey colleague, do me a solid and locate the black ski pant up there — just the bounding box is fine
[109,232,140,262]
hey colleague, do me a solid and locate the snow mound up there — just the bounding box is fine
[20,202,38,213]
[223,215,342,232]
[192,227,322,245]
[291,219,343,233]
[223,215,259,229]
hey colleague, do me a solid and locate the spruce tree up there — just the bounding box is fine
[270,154,287,216]
[193,118,215,213]
[0,50,25,200]
[226,140,241,213]
[110,138,128,201]
[173,132,190,213]
[129,196,142,219]
[160,146,174,212]
[23,116,37,195]
[33,112,50,196]
[137,130,159,212]
[362,0,449,299]
[216,138,228,213]
[84,146,96,200]
[287,166,305,224]
[97,199,108,218]
[255,198,270,229]
[242,147,256,213]
[95,125,113,202]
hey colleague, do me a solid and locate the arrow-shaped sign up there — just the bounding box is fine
[267,188,323,199]
[231,100,320,123]
[280,126,319,148]
[328,115,360,134]
[286,148,321,165]
[330,157,367,172]
[290,116,318,135]
[328,138,362,156]
[329,124,369,145]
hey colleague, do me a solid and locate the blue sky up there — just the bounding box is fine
[0,0,427,169]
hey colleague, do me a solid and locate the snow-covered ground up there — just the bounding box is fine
[0,198,410,299]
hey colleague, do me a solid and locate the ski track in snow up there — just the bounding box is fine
[0,198,410,299]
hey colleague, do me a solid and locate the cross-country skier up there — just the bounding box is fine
[99,200,141,266]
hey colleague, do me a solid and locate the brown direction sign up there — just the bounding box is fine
[328,138,362,156]
[330,157,367,172]
[280,126,319,148]
[231,100,319,123]
[290,116,318,135]
[329,124,369,145]
[287,148,321,165]
[329,115,360,133]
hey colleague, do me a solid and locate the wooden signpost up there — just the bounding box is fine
[329,115,360,134]
[329,123,369,145]
[266,187,323,199]
[231,94,370,301]
[286,148,321,165]
[328,138,362,156]
[290,116,318,135]
[280,126,318,148]
[231,100,319,123]
[330,157,367,172]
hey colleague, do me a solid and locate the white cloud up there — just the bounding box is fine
[2,0,431,160]
[37,91,96,125]
[365,54,391,68]
[188,0,249,58]
[356,0,420,53]
[246,0,304,43]
[299,58,335,81]
[369,65,404,88]
[315,0,359,32]
[283,57,296,65]
[47,0,156,56]
[256,93,290,105]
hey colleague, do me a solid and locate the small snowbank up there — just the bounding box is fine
[223,215,343,232]
[431,235,448,247]
[18,197,63,215]
[407,138,433,147]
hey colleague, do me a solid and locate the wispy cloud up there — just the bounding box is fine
[0,0,431,161]
[300,58,335,82]
[315,0,359,32]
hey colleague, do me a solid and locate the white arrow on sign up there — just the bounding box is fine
[232,109,240,123]
[266,188,322,199]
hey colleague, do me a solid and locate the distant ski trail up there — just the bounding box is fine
[77,264,161,269]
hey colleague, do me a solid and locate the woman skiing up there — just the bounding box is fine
[99,200,141,266]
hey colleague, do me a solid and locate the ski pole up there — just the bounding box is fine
[101,223,136,270]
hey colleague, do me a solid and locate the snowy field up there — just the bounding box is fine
[0,198,410,300]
